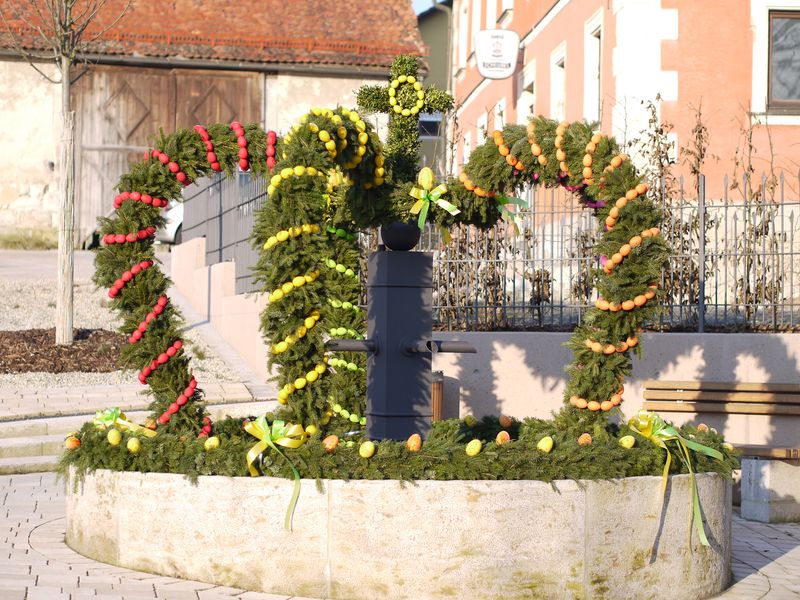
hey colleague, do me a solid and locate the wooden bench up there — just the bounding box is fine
[642,379,800,457]
[643,380,800,522]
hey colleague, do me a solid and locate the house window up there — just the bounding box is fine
[471,0,482,55]
[458,2,468,68]
[583,11,602,124]
[419,112,442,139]
[768,11,800,112]
[463,131,472,165]
[516,60,535,125]
[550,44,566,122]
[476,113,488,145]
[494,97,506,129]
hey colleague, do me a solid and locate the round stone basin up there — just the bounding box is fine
[65,469,731,599]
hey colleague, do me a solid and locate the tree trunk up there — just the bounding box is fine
[56,54,75,345]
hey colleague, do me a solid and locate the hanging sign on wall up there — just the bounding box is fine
[474,29,520,79]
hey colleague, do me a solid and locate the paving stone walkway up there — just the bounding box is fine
[0,473,313,600]
[1,473,799,600]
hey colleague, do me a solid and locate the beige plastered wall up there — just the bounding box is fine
[0,60,61,232]
[173,238,800,447]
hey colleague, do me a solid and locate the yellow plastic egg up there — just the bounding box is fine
[304,317,316,329]
[293,165,306,176]
[306,371,319,382]
[107,429,122,446]
[465,439,482,456]
[281,282,294,294]
[294,377,307,389]
[359,441,376,458]
[276,230,289,242]
[292,276,306,287]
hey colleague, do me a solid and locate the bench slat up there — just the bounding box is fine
[643,380,800,393]
[736,445,800,459]
[643,390,800,404]
[642,400,800,416]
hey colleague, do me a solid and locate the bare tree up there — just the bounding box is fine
[0,0,130,345]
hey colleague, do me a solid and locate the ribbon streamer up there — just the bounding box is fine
[410,183,459,231]
[93,407,157,438]
[409,167,460,231]
[629,410,724,547]
[244,416,308,530]
[496,195,527,235]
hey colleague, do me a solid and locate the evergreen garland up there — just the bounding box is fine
[357,55,454,223]
[251,107,388,430]
[445,117,670,427]
[60,414,738,483]
[94,121,275,434]
[75,56,734,492]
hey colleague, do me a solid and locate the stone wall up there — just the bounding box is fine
[66,469,731,600]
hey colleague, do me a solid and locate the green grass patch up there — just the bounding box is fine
[0,228,58,250]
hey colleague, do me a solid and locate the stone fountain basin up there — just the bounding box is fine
[65,469,731,599]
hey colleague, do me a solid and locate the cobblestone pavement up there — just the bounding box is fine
[2,473,799,600]
[0,473,316,600]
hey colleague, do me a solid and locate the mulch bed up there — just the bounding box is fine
[0,329,126,373]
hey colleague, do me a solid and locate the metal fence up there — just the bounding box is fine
[182,172,267,294]
[182,171,800,332]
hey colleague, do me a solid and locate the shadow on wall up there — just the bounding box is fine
[435,331,800,448]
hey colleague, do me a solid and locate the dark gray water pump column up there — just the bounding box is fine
[327,248,475,440]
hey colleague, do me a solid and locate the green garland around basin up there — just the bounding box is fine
[68,56,734,493]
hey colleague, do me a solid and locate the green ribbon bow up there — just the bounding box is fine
[244,416,307,530]
[496,195,527,235]
[409,183,459,231]
[93,407,156,437]
[629,410,724,547]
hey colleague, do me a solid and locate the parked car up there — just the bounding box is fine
[155,200,184,245]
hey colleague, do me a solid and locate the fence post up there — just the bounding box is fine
[698,174,706,333]
[218,175,224,264]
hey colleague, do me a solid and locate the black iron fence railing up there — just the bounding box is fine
[182,172,800,332]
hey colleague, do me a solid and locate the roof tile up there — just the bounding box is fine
[0,0,425,68]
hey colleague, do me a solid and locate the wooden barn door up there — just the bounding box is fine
[175,70,261,129]
[72,66,262,246]
[72,66,175,245]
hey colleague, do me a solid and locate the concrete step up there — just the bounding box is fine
[0,400,277,439]
[0,455,59,475]
[0,434,65,459]
[0,400,277,474]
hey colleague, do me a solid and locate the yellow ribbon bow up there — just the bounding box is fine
[244,416,307,530]
[410,167,460,231]
[629,410,724,547]
[93,407,157,438]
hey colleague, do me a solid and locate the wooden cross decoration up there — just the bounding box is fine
[357,55,454,184]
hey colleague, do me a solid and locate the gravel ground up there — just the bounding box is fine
[0,278,238,388]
